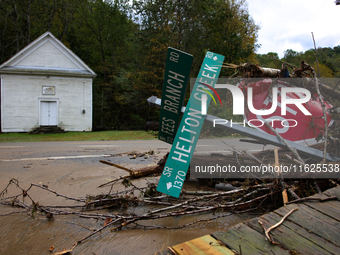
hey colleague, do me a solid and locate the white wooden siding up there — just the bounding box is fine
[1,75,92,132]
[15,41,79,69]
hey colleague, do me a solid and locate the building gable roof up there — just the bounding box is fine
[0,31,96,78]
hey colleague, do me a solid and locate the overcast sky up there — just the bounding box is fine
[247,0,339,58]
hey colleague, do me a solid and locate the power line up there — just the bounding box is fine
[310,0,327,24]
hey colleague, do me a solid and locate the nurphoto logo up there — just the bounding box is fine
[190,77,333,143]
[198,81,314,130]
[200,82,312,116]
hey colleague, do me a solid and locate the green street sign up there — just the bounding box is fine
[158,48,193,144]
[156,51,225,198]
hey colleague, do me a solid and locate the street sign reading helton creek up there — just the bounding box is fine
[157,51,225,198]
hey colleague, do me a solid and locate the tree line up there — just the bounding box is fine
[0,0,259,130]
[3,0,337,131]
[255,47,340,78]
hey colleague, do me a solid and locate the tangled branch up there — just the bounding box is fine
[0,179,277,253]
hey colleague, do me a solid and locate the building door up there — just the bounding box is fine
[40,101,57,126]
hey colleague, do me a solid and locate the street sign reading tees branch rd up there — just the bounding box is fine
[158,48,193,144]
[157,51,224,198]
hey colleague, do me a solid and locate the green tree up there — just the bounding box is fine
[282,49,302,67]
[0,0,260,130]
[313,62,334,78]
[130,0,259,124]
[0,0,83,63]
[67,0,137,129]
[255,52,280,68]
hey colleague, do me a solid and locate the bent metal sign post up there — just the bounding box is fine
[157,51,224,198]
[158,47,193,144]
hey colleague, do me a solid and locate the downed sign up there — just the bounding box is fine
[239,78,333,143]
[150,58,340,197]
[156,51,224,198]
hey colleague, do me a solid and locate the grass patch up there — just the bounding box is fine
[0,130,158,143]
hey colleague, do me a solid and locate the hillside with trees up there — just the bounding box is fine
[255,46,340,78]
[1,0,339,131]
[0,0,259,130]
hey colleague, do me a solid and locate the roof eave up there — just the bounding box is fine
[0,67,97,78]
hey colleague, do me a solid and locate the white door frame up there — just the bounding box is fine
[38,98,59,126]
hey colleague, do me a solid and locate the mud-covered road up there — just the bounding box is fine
[0,139,273,254]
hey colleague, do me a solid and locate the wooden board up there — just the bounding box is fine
[212,223,290,255]
[322,185,340,200]
[171,235,235,255]
[274,203,340,246]
[172,186,340,255]
[301,193,340,220]
[245,212,340,254]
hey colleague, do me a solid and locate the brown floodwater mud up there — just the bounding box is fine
[0,207,254,254]
[0,145,258,255]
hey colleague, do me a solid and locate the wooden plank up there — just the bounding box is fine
[245,212,340,254]
[172,235,234,255]
[301,193,340,221]
[323,186,340,200]
[265,212,340,254]
[274,203,340,246]
[212,223,290,255]
[172,187,340,255]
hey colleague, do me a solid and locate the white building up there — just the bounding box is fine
[0,31,96,133]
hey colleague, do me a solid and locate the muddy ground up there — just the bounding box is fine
[0,140,265,255]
